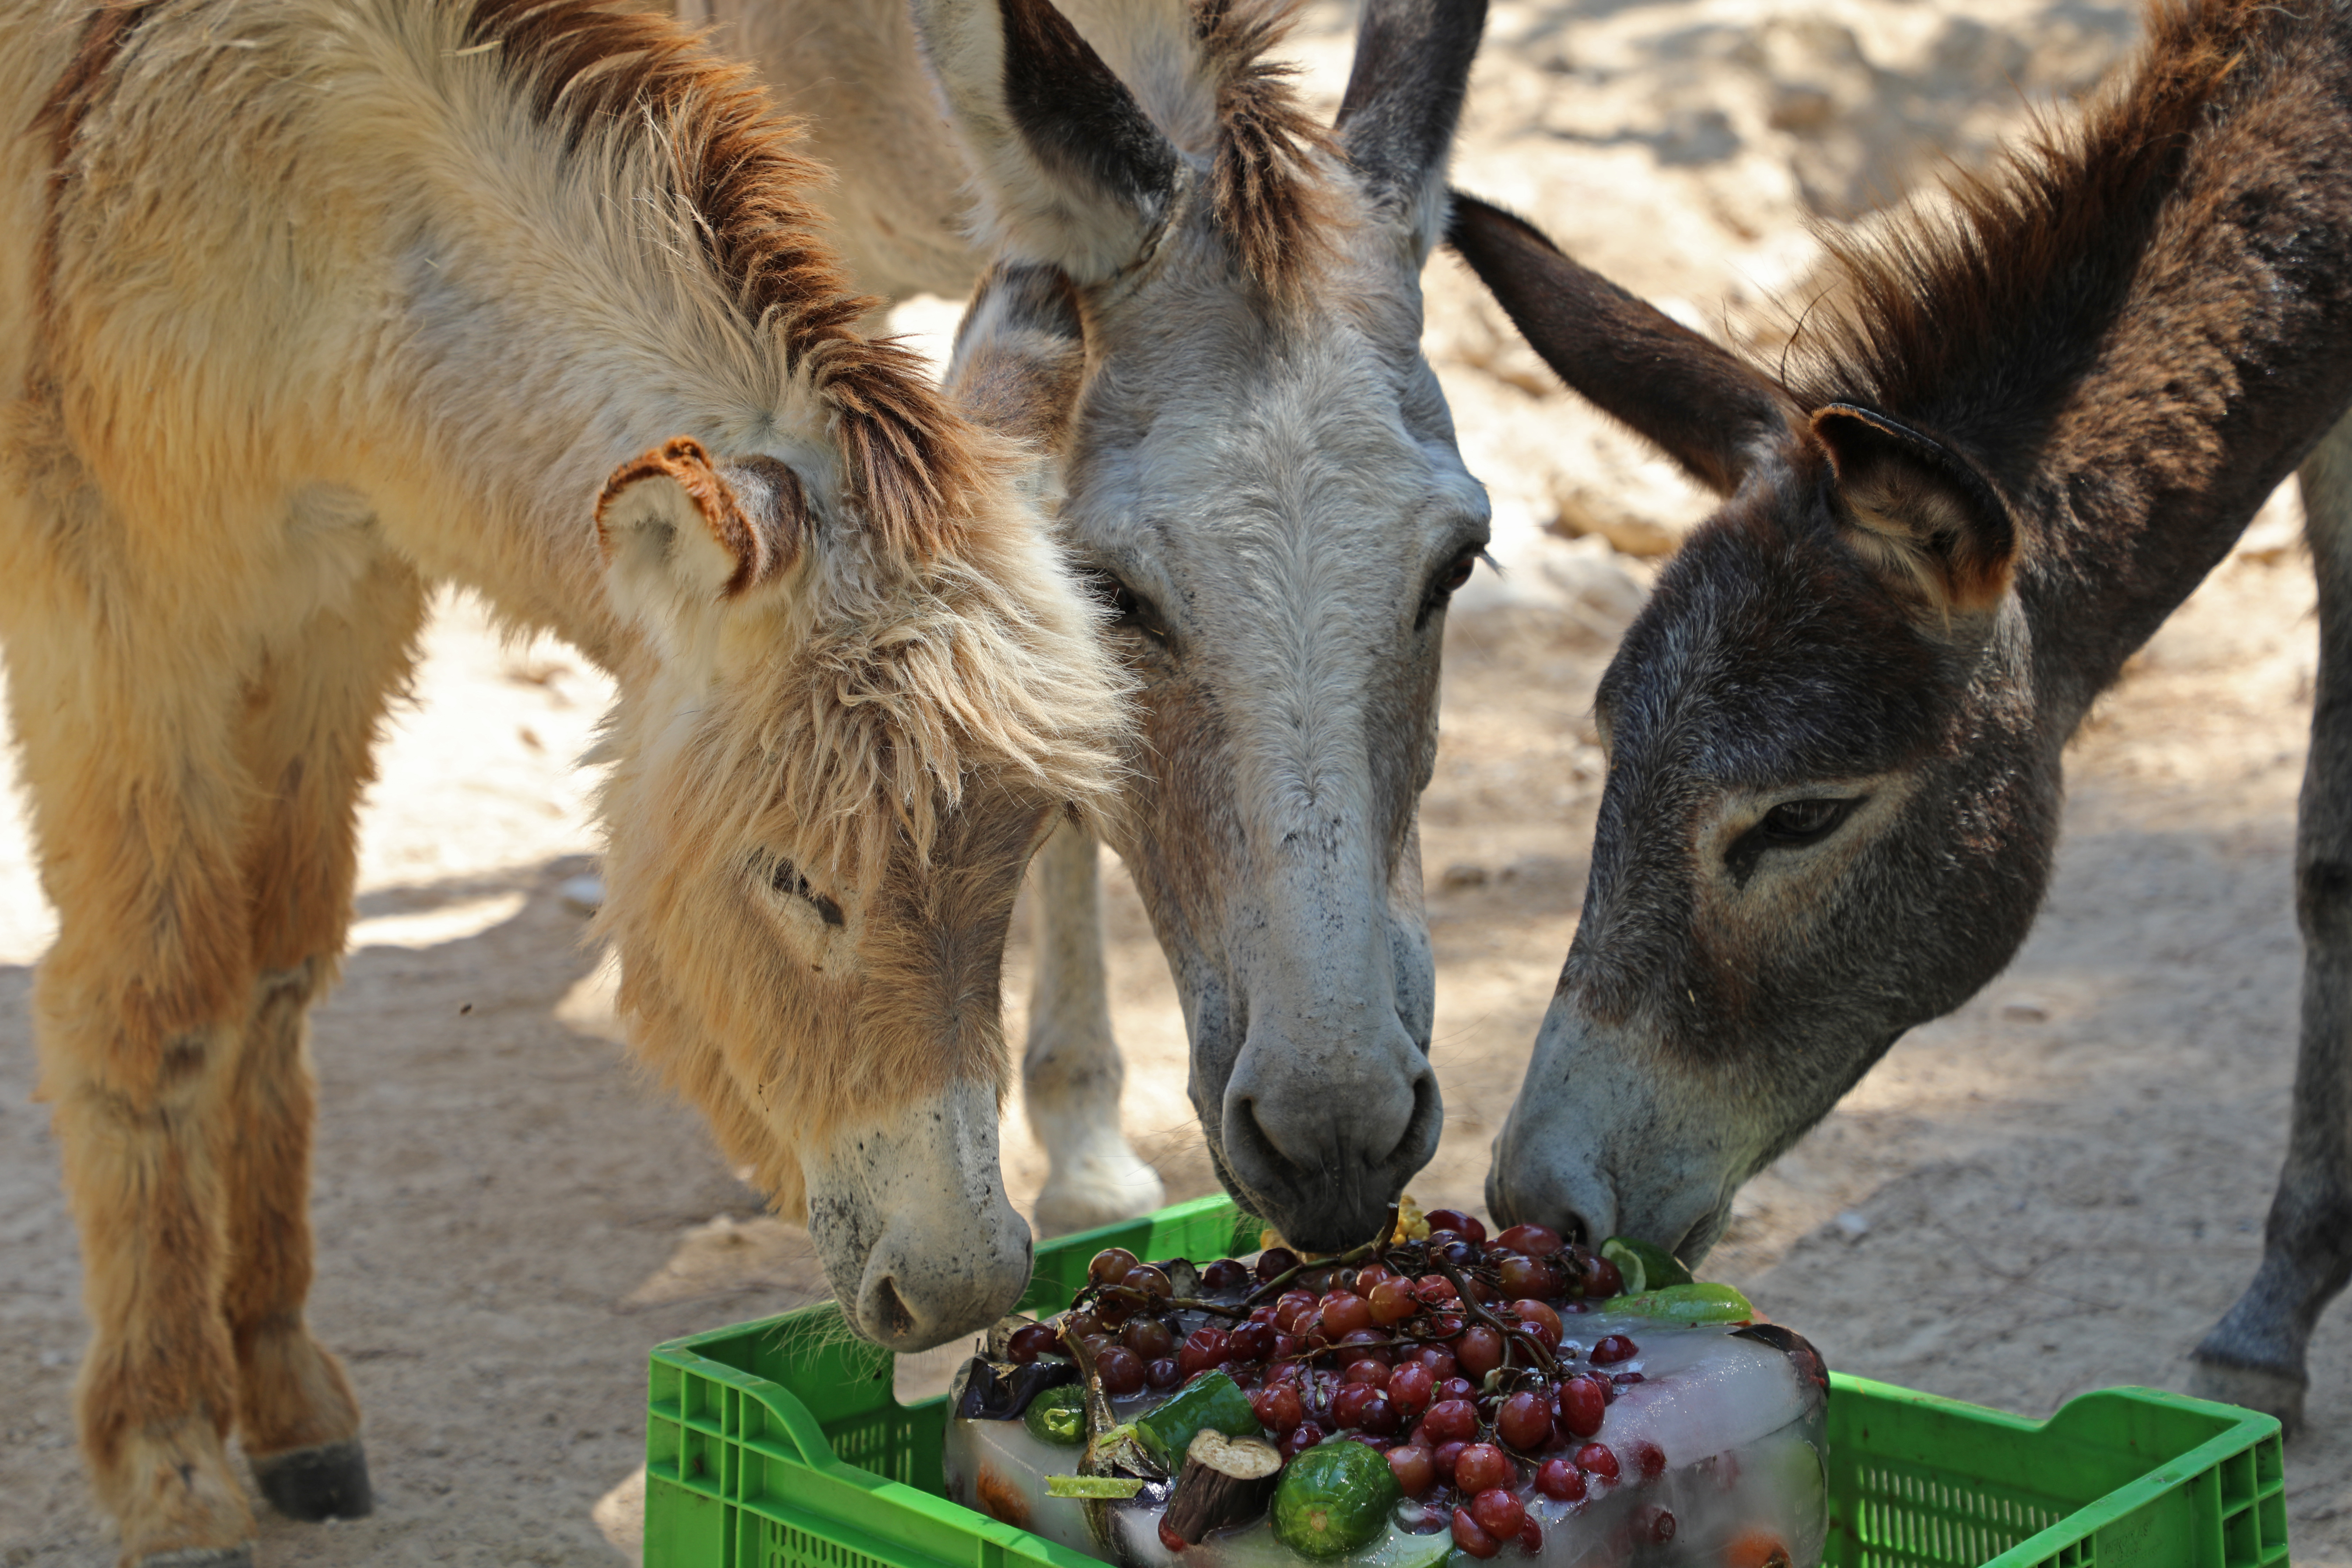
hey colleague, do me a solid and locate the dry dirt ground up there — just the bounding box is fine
[8,0,2352,1563]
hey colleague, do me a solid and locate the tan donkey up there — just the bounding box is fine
[0,1,1128,1561]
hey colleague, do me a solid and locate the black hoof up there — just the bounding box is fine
[138,1550,255,1568]
[250,1437,374,1521]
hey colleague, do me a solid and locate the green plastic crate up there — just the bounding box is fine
[642,1194,2291,1568]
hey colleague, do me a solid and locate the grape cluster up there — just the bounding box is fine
[1003,1209,1682,1560]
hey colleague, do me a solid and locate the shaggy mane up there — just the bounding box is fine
[462,0,986,559]
[1191,0,1338,304]
[1784,0,2278,450]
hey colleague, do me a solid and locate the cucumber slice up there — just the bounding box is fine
[1270,1441,1402,1559]
[1601,1237,1694,1294]
[1610,1281,1754,1323]
[1133,1371,1262,1468]
[1045,1474,1146,1499]
[1023,1385,1087,1447]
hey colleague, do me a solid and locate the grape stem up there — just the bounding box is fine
[1240,1239,1381,1308]
[1424,1256,1561,1379]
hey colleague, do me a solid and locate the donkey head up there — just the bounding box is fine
[592,429,1126,1349]
[1450,197,2059,1259]
[920,0,1491,1250]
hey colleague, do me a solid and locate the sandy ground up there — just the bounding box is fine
[8,0,2352,1562]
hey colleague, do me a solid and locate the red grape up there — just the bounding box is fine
[1512,1301,1563,1348]
[1386,1362,1434,1411]
[1611,1372,1644,1386]
[1355,1262,1397,1289]
[1632,1505,1676,1545]
[1496,1224,1564,1257]
[1227,1322,1276,1364]
[1628,1439,1666,1483]
[1122,1265,1172,1301]
[1497,1390,1552,1451]
[1252,1384,1304,1434]
[1584,1258,1625,1298]
[1423,1398,1478,1442]
[1494,1254,1553,1298]
[1177,1326,1231,1379]
[1147,1358,1182,1390]
[1388,1443,1436,1498]
[1273,1333,1308,1360]
[1426,1210,1488,1243]
[1436,1377,1475,1404]
[1414,1348,1459,1381]
[1591,1335,1639,1366]
[1007,1324,1061,1363]
[1556,1375,1606,1438]
[1331,1384,1379,1429]
[1456,1325,1505,1377]
[1536,1457,1588,1502]
[1431,1438,1467,1479]
[1520,1518,1544,1554]
[1256,1247,1300,1283]
[1434,1238,1481,1269]
[1451,1508,1500,1559]
[1343,1358,1390,1387]
[1321,1293,1374,1338]
[1453,1443,1512,1495]
[1368,1278,1419,1324]
[1337,1329,1391,1362]
[1426,1313,1466,1340]
[1469,1488,1525,1540]
[1202,1259,1252,1291]
[1278,1422,1326,1461]
[1416,1275,1458,1305]
[1273,1291,1318,1333]
[1098,1347,1146,1396]
[1088,1247,1140,1286]
[1576,1442,1619,1481]
[1124,1317,1174,1359]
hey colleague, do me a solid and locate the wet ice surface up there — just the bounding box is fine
[943,1315,1827,1568]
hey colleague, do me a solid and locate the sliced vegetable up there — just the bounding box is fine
[1163,1429,1282,1544]
[1610,1281,1755,1323]
[1023,1385,1088,1447]
[1600,1237,1694,1295]
[1133,1370,1261,1468]
[1045,1474,1147,1499]
[1270,1440,1402,1559]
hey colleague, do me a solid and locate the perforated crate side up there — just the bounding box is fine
[1825,1377,2289,1568]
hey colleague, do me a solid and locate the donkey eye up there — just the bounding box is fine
[767,856,845,927]
[1758,797,1860,847]
[1085,569,1171,645]
[1418,547,1484,628]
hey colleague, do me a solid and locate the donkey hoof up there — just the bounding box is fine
[2188,1353,2307,1434]
[250,1437,374,1520]
[137,1550,256,1568]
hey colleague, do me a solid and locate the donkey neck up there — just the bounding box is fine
[1795,2,2352,735]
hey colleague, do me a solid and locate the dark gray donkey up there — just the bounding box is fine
[1447,0,2352,1428]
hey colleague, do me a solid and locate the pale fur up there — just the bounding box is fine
[708,0,1489,1248]
[0,1,1125,1559]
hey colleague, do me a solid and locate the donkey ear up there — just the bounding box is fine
[1335,0,1489,248]
[945,261,1088,459]
[596,438,809,626]
[1447,193,1800,495]
[912,0,1181,283]
[1813,404,2016,616]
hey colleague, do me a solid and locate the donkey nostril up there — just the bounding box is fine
[872,1276,916,1340]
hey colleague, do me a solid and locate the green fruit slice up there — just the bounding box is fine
[1610,1281,1754,1323]
[1601,1237,1694,1294]
[1023,1385,1087,1447]
[1133,1370,1261,1468]
[1271,1441,1402,1559]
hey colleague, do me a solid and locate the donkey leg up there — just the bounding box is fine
[223,563,426,1520]
[18,653,261,1562]
[2190,426,2352,1432]
[1024,820,1165,1236]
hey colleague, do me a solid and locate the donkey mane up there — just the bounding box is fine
[1784,0,2275,470]
[463,0,985,559]
[1190,0,1337,302]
